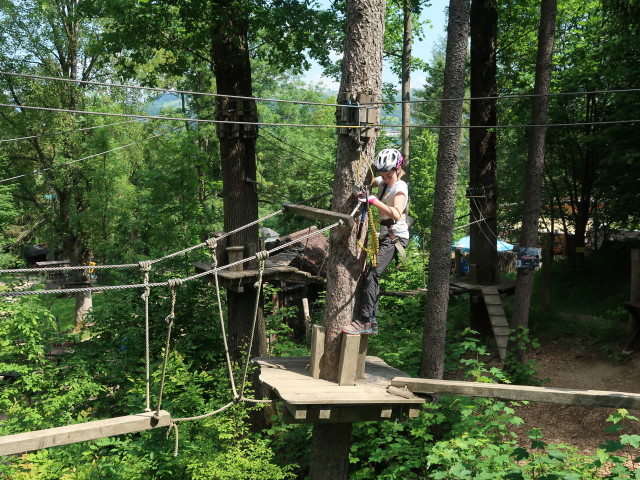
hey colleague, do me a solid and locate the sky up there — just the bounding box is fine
[303,0,449,91]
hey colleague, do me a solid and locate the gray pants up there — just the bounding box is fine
[360,235,409,319]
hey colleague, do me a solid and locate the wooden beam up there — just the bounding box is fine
[356,335,368,380]
[337,334,360,386]
[0,411,171,456]
[310,325,326,379]
[391,378,640,409]
[282,404,419,424]
[282,203,355,228]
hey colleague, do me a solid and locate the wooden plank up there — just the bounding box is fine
[337,334,360,386]
[0,411,171,456]
[391,378,640,409]
[486,304,506,315]
[491,326,510,335]
[482,286,510,360]
[282,203,355,228]
[482,295,502,305]
[310,325,325,379]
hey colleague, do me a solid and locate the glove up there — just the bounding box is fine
[358,193,376,204]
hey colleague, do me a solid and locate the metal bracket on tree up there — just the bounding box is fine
[336,92,379,138]
[215,97,258,139]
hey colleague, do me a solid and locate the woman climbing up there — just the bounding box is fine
[342,148,410,335]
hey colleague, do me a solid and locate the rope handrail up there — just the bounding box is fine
[0,219,341,298]
[0,210,286,276]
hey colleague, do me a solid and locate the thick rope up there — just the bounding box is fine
[0,220,340,298]
[0,211,286,276]
[154,279,182,419]
[239,250,269,401]
[206,238,239,399]
[139,261,153,412]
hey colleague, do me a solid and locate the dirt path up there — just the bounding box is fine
[510,339,640,456]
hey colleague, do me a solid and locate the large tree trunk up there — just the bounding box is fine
[421,0,470,380]
[210,3,267,432]
[469,0,498,334]
[211,2,265,364]
[509,0,558,360]
[401,0,412,178]
[310,0,385,478]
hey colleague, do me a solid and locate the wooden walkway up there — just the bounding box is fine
[391,378,640,410]
[481,286,510,359]
[194,260,324,292]
[0,411,171,456]
[254,356,425,424]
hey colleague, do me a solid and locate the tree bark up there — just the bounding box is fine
[321,0,385,383]
[401,0,412,178]
[421,0,470,380]
[509,0,558,359]
[210,2,267,431]
[211,2,265,364]
[469,0,498,335]
[310,0,385,478]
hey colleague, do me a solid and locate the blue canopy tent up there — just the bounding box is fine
[452,235,514,253]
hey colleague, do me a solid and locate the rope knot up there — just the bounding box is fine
[255,250,269,262]
[138,260,152,272]
[205,237,217,250]
[167,278,184,289]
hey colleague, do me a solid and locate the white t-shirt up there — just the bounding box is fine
[374,177,409,239]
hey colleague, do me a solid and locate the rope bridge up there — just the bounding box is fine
[0,203,350,457]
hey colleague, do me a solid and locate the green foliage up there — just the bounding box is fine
[503,327,547,386]
[263,284,309,357]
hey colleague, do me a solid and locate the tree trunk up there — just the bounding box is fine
[421,0,470,380]
[210,2,267,429]
[401,0,412,179]
[211,1,264,362]
[310,0,385,478]
[509,0,558,360]
[469,0,498,335]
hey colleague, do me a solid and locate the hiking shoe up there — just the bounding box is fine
[369,322,379,335]
[341,320,371,335]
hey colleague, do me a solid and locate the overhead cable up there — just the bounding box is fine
[1,102,636,130]
[3,71,639,107]
[0,71,344,108]
[0,119,139,143]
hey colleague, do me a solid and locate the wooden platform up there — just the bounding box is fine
[449,277,516,296]
[253,356,425,424]
[194,261,325,291]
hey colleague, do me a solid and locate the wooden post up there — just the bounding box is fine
[629,249,640,338]
[541,234,553,309]
[454,249,463,278]
[310,325,326,379]
[337,334,361,386]
[356,335,368,379]
[302,298,311,341]
[226,246,245,272]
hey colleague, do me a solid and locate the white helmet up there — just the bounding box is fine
[375,148,403,172]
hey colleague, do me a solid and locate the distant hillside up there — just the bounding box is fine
[147,93,182,116]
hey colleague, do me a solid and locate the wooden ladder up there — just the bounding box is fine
[481,286,510,360]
